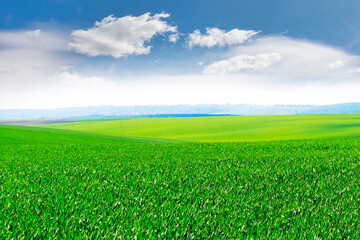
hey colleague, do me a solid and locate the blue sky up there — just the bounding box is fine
[1,0,360,108]
[3,0,360,50]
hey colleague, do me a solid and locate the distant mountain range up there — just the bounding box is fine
[1,103,360,119]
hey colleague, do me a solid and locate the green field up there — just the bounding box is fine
[0,124,176,145]
[36,114,360,142]
[1,115,360,238]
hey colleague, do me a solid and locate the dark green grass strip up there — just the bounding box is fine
[0,124,179,145]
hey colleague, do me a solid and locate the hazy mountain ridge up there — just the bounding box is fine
[1,103,360,120]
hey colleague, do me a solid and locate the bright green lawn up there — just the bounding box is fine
[36,114,360,142]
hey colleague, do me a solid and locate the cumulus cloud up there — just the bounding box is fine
[204,52,282,74]
[187,28,259,48]
[3,28,360,109]
[204,36,360,83]
[69,12,177,58]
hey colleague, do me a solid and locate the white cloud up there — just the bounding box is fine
[187,28,259,48]
[26,29,42,36]
[69,12,177,58]
[328,60,346,68]
[2,29,360,109]
[204,36,360,83]
[0,29,71,96]
[204,52,282,74]
[169,33,180,43]
[0,29,67,51]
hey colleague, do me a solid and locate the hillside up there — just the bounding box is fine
[35,114,360,142]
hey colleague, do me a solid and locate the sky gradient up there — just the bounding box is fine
[1,0,360,109]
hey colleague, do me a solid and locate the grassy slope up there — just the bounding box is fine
[1,119,360,238]
[0,124,173,145]
[36,114,360,142]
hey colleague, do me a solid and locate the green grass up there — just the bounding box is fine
[0,124,175,145]
[1,115,360,238]
[36,114,360,142]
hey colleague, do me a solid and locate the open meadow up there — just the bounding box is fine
[36,114,360,142]
[1,114,360,238]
